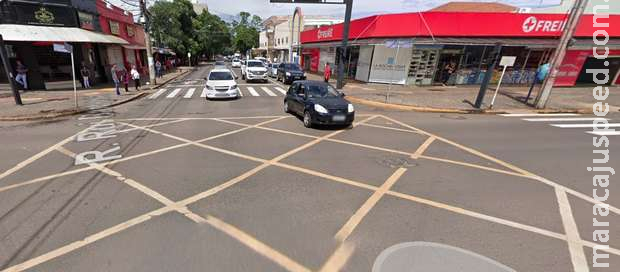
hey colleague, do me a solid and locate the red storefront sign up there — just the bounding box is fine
[556,49,620,86]
[301,12,620,44]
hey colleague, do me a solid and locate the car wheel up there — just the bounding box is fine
[303,111,312,128]
[284,100,291,113]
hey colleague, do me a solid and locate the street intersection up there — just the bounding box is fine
[0,65,618,272]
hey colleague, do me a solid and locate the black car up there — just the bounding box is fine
[284,81,355,128]
[277,63,306,84]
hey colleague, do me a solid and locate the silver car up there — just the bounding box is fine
[269,63,280,78]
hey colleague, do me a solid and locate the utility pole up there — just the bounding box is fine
[337,0,353,90]
[474,43,502,108]
[0,35,22,105]
[140,0,156,85]
[534,0,588,108]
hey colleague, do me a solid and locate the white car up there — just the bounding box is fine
[242,60,268,82]
[269,63,279,77]
[231,59,241,68]
[205,69,240,99]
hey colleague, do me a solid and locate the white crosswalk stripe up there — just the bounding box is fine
[147,86,288,100]
[247,87,260,96]
[166,88,181,98]
[587,131,620,136]
[275,87,287,95]
[148,88,167,99]
[501,113,619,136]
[261,87,276,96]
[184,88,196,98]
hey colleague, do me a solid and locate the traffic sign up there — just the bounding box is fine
[499,56,517,67]
[53,43,73,54]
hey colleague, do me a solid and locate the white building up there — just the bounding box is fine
[256,15,342,63]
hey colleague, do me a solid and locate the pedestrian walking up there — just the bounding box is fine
[155,60,162,78]
[111,64,121,95]
[324,63,331,83]
[15,60,28,90]
[441,62,456,86]
[131,65,140,91]
[80,65,91,88]
[121,67,130,92]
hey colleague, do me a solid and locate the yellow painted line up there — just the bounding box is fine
[273,162,378,191]
[419,155,532,179]
[555,188,589,272]
[318,242,355,272]
[359,123,422,134]
[335,168,407,242]
[411,136,436,159]
[0,123,92,182]
[199,214,312,272]
[115,119,189,134]
[0,162,96,193]
[380,115,620,216]
[1,205,175,272]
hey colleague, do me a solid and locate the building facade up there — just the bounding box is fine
[0,0,146,90]
[300,11,620,87]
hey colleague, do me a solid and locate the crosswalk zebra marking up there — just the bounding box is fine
[522,117,609,122]
[587,131,620,136]
[166,88,182,98]
[261,87,276,96]
[149,89,167,99]
[200,88,207,98]
[275,87,287,95]
[184,88,196,98]
[247,87,259,96]
[499,113,580,117]
[238,89,243,97]
[552,123,620,128]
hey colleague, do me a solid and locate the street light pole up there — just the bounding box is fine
[140,0,156,86]
[336,0,353,90]
[534,0,588,109]
[0,34,22,105]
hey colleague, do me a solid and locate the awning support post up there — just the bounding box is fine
[0,34,22,105]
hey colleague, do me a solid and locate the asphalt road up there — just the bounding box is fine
[0,63,618,272]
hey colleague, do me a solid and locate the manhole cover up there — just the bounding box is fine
[376,157,417,168]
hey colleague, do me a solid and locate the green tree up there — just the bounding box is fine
[232,12,262,54]
[149,0,197,57]
[193,12,232,59]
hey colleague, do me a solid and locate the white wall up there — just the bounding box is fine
[259,31,268,50]
[274,21,291,50]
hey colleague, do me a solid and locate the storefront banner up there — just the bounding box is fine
[369,45,412,85]
[301,12,620,44]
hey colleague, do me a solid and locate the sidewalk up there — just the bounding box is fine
[0,69,189,121]
[307,73,620,113]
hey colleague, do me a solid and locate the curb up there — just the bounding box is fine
[347,96,589,115]
[0,70,189,121]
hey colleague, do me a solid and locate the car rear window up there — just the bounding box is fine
[247,61,263,67]
[209,72,233,80]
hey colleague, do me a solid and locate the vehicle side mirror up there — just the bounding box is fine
[204,77,208,81]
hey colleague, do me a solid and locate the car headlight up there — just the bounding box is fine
[314,104,328,114]
[230,84,237,90]
[286,72,291,77]
[348,104,354,113]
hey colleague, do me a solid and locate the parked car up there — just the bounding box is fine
[268,63,280,77]
[283,80,354,128]
[204,68,240,99]
[277,63,306,84]
[231,59,241,68]
[242,60,268,82]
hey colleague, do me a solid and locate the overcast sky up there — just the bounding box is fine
[109,0,563,20]
[203,0,563,18]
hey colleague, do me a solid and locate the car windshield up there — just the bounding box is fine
[215,61,225,66]
[247,61,263,67]
[285,64,301,71]
[306,84,340,98]
[209,71,233,80]
[272,63,280,68]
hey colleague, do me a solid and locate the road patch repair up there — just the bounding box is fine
[0,114,618,271]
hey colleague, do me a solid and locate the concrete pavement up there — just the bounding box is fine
[0,63,618,272]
